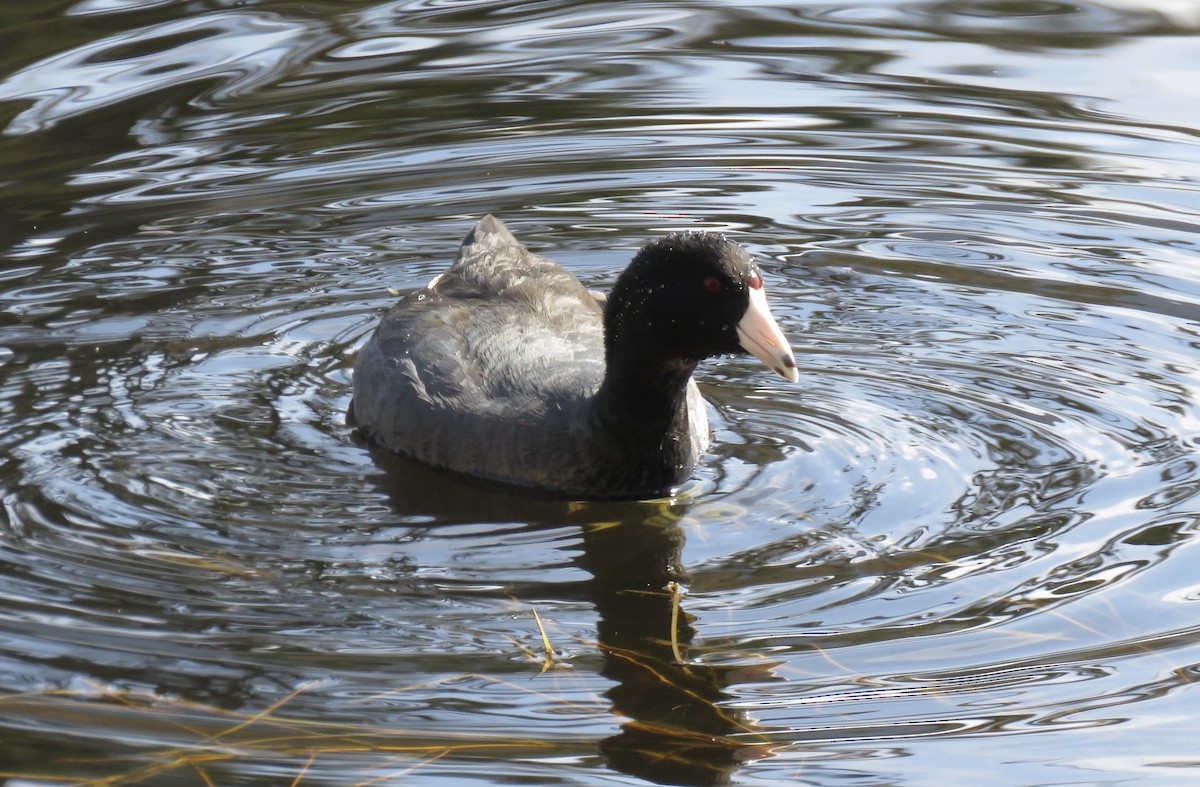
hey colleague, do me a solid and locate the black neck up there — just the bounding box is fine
[591,347,700,496]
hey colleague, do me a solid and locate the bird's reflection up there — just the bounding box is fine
[370,447,776,786]
[579,514,777,786]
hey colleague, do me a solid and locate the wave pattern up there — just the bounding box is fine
[1,0,1199,784]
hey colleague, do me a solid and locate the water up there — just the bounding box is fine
[1,0,1199,784]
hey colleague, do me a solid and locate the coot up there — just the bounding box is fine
[351,215,797,499]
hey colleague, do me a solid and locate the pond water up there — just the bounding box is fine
[2,0,1200,784]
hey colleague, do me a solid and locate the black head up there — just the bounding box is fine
[606,233,753,362]
[605,232,768,366]
[604,231,799,382]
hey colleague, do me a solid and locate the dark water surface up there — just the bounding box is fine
[2,0,1200,784]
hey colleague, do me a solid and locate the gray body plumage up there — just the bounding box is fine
[352,216,709,498]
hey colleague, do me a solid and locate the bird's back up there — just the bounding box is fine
[351,216,609,490]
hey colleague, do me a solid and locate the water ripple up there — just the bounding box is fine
[0,11,322,136]
[2,0,1200,784]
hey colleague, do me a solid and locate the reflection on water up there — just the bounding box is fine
[377,451,768,785]
[2,0,1200,784]
[583,518,777,787]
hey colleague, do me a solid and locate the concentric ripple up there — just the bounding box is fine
[1,0,1200,784]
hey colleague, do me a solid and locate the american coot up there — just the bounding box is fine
[351,215,798,500]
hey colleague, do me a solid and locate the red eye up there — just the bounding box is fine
[703,276,723,294]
